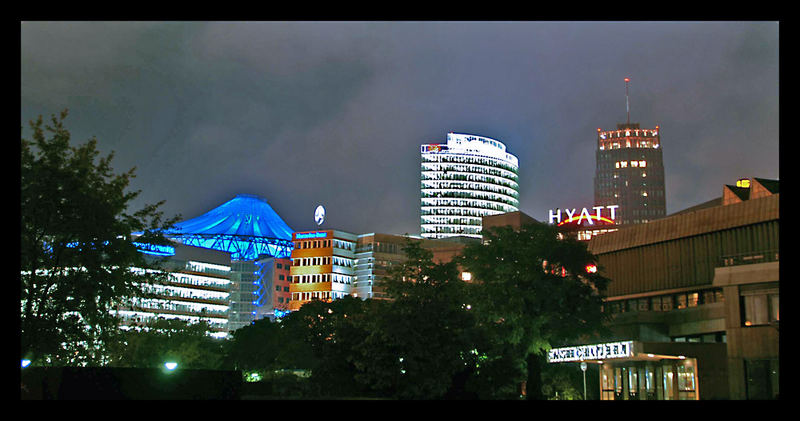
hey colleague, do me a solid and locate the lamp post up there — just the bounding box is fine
[580,362,588,400]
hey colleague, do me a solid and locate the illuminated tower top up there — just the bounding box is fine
[593,78,666,226]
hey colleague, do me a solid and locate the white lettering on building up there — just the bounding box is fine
[548,205,619,225]
[547,340,634,363]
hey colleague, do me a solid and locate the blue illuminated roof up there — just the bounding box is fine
[160,194,294,260]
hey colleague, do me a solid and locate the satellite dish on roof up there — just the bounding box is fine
[315,205,325,226]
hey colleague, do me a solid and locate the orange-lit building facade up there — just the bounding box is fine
[288,230,357,311]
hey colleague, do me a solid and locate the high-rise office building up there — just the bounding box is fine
[421,132,519,239]
[594,79,666,225]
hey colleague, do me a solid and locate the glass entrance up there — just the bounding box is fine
[600,359,697,400]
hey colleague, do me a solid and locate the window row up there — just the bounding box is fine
[421,172,519,190]
[292,273,352,284]
[292,291,348,302]
[605,289,724,314]
[422,181,519,199]
[421,162,518,182]
[421,198,518,213]
[292,256,354,268]
[616,160,648,169]
[422,154,518,174]
[294,239,355,251]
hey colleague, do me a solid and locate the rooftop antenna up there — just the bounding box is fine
[624,77,631,125]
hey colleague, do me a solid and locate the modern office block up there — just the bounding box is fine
[421,132,519,239]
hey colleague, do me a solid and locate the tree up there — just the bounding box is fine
[458,222,610,399]
[21,110,178,366]
[107,318,225,369]
[349,240,480,399]
[279,296,376,397]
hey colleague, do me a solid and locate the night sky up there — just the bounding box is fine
[21,21,780,236]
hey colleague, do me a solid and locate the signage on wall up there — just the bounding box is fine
[296,231,328,240]
[315,205,325,226]
[547,340,634,363]
[133,242,176,256]
[421,144,448,153]
[548,205,619,226]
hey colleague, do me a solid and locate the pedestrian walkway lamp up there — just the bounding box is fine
[581,362,588,400]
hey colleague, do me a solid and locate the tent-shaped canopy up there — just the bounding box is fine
[161,194,294,260]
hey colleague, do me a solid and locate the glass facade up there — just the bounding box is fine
[119,255,232,339]
[421,133,519,239]
[599,359,698,400]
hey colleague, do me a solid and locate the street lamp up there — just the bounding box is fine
[164,361,178,371]
[580,362,588,400]
[21,359,32,368]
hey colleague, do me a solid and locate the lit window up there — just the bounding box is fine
[631,160,639,167]
[639,160,646,167]
[615,161,620,169]
[461,272,472,281]
[620,161,627,168]
[642,191,648,197]
[642,172,647,177]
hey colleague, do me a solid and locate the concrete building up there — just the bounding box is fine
[578,178,779,400]
[483,177,779,399]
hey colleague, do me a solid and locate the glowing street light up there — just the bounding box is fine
[164,361,178,371]
[21,359,32,368]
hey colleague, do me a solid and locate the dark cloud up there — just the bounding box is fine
[21,21,779,235]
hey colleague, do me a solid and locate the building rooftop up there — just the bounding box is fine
[160,194,294,260]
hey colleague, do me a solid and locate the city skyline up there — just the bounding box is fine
[21,21,780,236]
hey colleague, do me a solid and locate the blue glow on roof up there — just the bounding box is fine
[159,194,294,260]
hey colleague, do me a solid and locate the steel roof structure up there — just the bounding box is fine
[160,194,294,260]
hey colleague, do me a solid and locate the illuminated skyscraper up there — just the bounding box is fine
[594,79,666,225]
[420,133,519,239]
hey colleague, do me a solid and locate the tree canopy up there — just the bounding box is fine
[21,110,178,366]
[458,222,611,399]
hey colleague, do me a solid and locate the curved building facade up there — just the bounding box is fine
[421,132,519,239]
